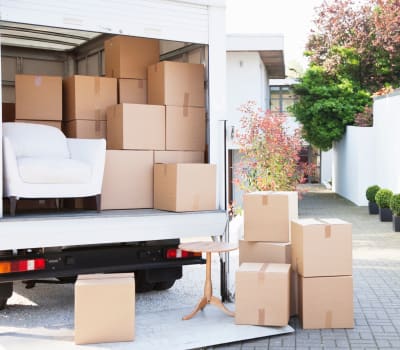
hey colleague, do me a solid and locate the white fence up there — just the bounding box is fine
[333,90,400,206]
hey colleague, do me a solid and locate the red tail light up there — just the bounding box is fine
[0,258,46,274]
[166,249,201,259]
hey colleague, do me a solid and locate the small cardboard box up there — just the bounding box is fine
[64,120,106,139]
[63,75,117,121]
[153,163,216,212]
[299,275,354,329]
[166,106,206,151]
[118,79,147,104]
[74,273,135,344]
[105,36,160,79]
[16,119,62,130]
[15,74,62,121]
[235,263,290,326]
[106,104,165,150]
[243,191,298,242]
[238,240,297,316]
[154,151,204,164]
[147,61,205,107]
[291,218,352,277]
[101,150,154,209]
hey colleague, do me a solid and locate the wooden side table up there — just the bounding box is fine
[178,241,238,320]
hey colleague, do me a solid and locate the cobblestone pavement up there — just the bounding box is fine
[209,186,400,350]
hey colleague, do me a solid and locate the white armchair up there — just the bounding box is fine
[2,122,106,215]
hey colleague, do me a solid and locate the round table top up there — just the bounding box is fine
[179,241,238,253]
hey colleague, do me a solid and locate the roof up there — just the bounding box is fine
[226,33,285,79]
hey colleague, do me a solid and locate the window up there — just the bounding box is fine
[270,85,298,114]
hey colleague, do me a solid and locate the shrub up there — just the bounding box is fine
[375,189,393,208]
[390,194,400,216]
[366,185,380,203]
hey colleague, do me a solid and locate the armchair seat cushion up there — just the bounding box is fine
[18,157,92,184]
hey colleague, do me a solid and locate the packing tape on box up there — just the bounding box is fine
[324,225,331,238]
[183,92,189,107]
[262,195,268,206]
[95,120,101,133]
[163,164,168,176]
[258,263,269,282]
[257,308,266,324]
[183,105,189,117]
[325,310,333,328]
[95,77,100,95]
[95,109,101,121]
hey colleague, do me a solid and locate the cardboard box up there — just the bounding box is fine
[235,263,290,326]
[2,103,15,122]
[63,120,106,139]
[118,79,147,104]
[154,151,204,164]
[63,75,117,121]
[16,119,62,130]
[299,275,354,329]
[243,191,298,242]
[291,218,352,277]
[74,273,135,344]
[105,35,159,79]
[15,74,62,120]
[100,150,154,209]
[106,104,165,150]
[238,240,297,316]
[148,61,205,107]
[154,163,216,212]
[165,106,205,151]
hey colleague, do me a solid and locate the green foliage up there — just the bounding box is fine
[390,194,400,216]
[375,189,393,209]
[289,65,370,150]
[366,185,380,202]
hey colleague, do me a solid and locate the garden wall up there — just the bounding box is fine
[333,90,400,206]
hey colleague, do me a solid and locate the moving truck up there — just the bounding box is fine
[0,0,228,309]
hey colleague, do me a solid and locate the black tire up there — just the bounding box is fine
[0,282,13,310]
[154,280,176,291]
[0,299,7,310]
[134,271,155,293]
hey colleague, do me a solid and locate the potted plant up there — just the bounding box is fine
[375,188,393,222]
[390,194,400,231]
[366,185,380,214]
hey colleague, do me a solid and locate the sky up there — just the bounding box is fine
[225,0,325,71]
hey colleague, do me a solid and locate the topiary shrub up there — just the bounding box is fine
[366,185,380,203]
[375,189,393,208]
[390,194,400,216]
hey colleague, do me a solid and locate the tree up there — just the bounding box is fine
[234,102,312,192]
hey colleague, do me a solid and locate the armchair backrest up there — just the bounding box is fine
[3,122,70,158]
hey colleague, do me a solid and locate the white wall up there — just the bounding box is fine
[321,150,333,185]
[333,90,400,205]
[226,51,267,149]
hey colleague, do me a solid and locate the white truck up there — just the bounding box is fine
[0,0,229,309]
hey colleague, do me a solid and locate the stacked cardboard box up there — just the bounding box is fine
[75,273,135,344]
[63,75,117,139]
[235,191,298,326]
[291,218,354,329]
[15,74,63,129]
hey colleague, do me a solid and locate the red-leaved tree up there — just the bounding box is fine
[234,102,313,192]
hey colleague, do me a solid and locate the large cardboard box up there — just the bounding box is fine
[243,191,298,242]
[154,163,216,212]
[238,240,297,316]
[299,275,354,329]
[106,104,165,150]
[165,106,205,151]
[291,218,352,277]
[235,263,290,326]
[105,36,159,79]
[74,273,135,344]
[147,61,205,107]
[154,151,204,164]
[118,79,147,104]
[63,75,117,121]
[16,119,62,130]
[64,120,106,139]
[15,74,62,120]
[101,150,154,209]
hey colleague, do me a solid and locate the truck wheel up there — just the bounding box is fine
[154,280,176,291]
[0,282,13,310]
[134,271,155,292]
